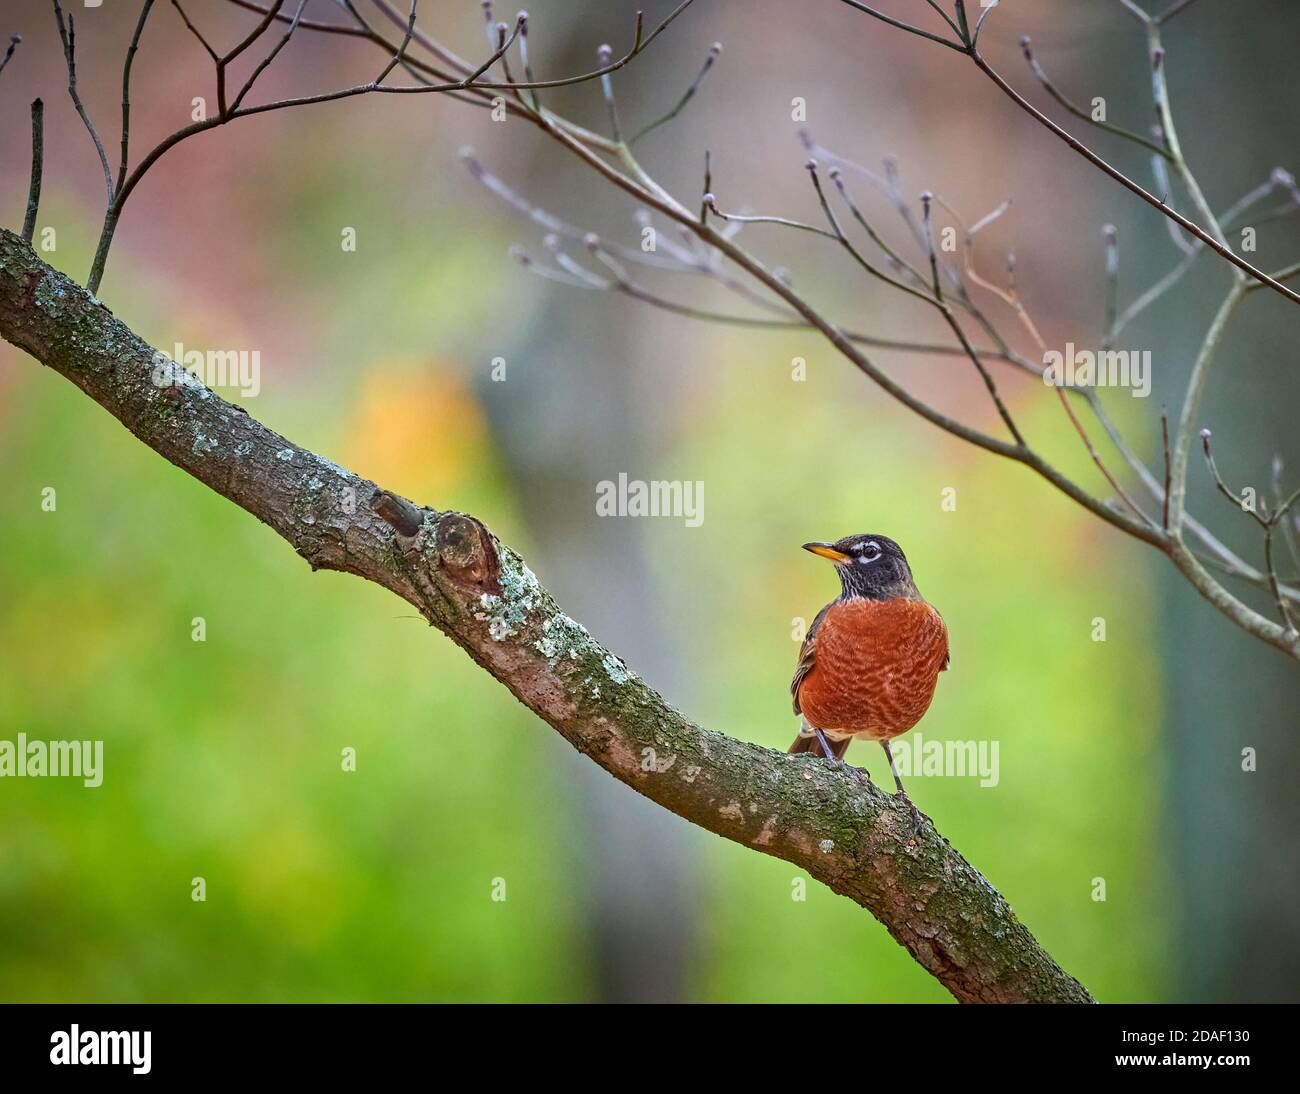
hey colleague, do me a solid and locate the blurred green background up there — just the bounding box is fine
[0,0,1294,1002]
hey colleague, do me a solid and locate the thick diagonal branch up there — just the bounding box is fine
[0,230,1092,1004]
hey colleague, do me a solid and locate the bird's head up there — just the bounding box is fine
[802,534,919,601]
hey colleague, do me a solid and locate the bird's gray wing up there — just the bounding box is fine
[791,602,831,715]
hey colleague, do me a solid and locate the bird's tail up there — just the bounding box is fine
[789,731,851,760]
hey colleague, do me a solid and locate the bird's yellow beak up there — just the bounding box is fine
[803,541,851,562]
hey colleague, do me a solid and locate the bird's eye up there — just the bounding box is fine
[857,541,882,563]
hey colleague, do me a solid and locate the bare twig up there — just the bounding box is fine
[1170,410,1180,527]
[1019,35,1171,159]
[924,0,965,42]
[1146,26,1226,253]
[837,0,1300,304]
[971,0,999,49]
[1117,0,1152,25]
[919,191,946,305]
[596,42,623,141]
[117,2,157,199]
[0,32,20,77]
[1104,162,1300,333]
[809,164,939,307]
[228,0,310,115]
[215,0,286,117]
[32,0,1300,663]
[1054,381,1156,530]
[53,2,115,206]
[1102,225,1119,345]
[1199,430,1259,522]
[927,194,1152,526]
[1245,260,1300,294]
[370,0,698,93]
[629,42,721,145]
[813,167,1026,447]
[1201,431,1298,634]
[530,114,1172,561]
[1149,151,1197,256]
[516,11,540,110]
[966,43,1297,298]
[1156,0,1202,24]
[1167,286,1245,534]
[81,0,678,292]
[824,165,930,288]
[171,1,220,60]
[22,99,43,244]
[1272,458,1300,579]
[703,195,838,240]
[838,0,966,52]
[461,15,524,89]
[458,10,1299,656]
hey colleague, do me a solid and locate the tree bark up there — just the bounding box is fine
[0,229,1094,1004]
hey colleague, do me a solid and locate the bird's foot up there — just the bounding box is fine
[897,791,930,831]
[842,760,873,786]
[825,755,872,786]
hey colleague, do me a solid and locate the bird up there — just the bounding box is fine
[789,534,949,826]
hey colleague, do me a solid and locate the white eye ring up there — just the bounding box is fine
[858,541,882,563]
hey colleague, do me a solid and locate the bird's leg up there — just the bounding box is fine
[813,727,871,786]
[811,727,838,760]
[881,740,928,828]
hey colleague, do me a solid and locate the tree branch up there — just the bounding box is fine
[964,45,1296,302]
[833,0,1300,305]
[22,98,43,243]
[52,1,114,206]
[468,24,1300,661]
[0,228,1093,1004]
[0,32,21,77]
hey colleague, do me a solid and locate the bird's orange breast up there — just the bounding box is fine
[798,597,948,741]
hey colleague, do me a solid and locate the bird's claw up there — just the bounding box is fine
[897,792,930,830]
[826,756,872,786]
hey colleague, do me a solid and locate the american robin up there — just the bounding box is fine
[789,535,949,825]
